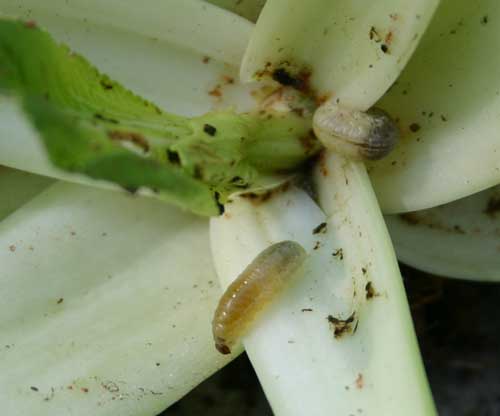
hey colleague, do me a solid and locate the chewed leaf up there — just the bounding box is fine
[0,19,319,216]
[22,95,221,216]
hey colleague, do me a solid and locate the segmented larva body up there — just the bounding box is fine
[312,100,399,160]
[212,240,307,354]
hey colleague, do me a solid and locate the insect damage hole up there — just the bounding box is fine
[313,100,399,160]
[212,240,307,354]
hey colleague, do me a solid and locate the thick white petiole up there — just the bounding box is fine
[210,151,436,416]
[386,185,500,281]
[0,180,231,415]
[369,0,500,212]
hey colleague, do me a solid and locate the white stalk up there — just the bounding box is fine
[0,0,252,67]
[369,0,500,212]
[0,181,232,415]
[386,185,500,281]
[210,151,435,415]
[241,0,439,110]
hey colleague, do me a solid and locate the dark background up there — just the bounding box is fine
[161,266,500,416]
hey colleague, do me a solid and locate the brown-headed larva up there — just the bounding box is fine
[312,100,399,160]
[212,240,307,354]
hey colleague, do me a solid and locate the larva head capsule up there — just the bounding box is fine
[312,100,399,160]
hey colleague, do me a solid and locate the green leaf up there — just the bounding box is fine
[369,0,500,212]
[0,20,319,216]
[386,185,500,281]
[0,180,236,416]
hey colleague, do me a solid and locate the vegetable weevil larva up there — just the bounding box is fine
[212,240,307,354]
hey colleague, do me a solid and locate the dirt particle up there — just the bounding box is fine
[332,248,344,260]
[318,151,329,177]
[270,66,312,94]
[208,85,222,97]
[380,44,389,54]
[272,68,300,88]
[166,149,181,165]
[365,282,378,300]
[214,191,225,215]
[315,93,332,106]
[203,124,217,136]
[301,308,313,312]
[385,31,394,46]
[327,313,357,339]
[202,56,210,64]
[313,241,321,250]
[355,373,364,389]
[312,222,327,235]
[57,298,64,305]
[369,26,382,42]
[481,15,489,25]
[101,381,119,393]
[409,123,421,132]
[8,245,16,252]
[30,386,39,392]
[299,130,318,153]
[44,387,55,402]
[81,387,89,393]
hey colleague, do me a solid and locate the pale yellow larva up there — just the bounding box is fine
[312,100,399,160]
[212,240,307,355]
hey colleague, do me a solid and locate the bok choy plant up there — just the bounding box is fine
[1,0,499,415]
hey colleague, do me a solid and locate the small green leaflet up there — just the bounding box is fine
[0,19,319,216]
